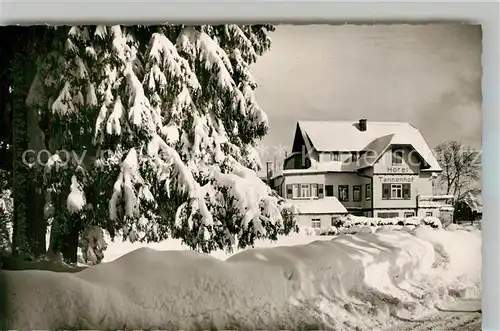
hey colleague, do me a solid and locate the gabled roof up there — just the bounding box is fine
[463,191,483,213]
[296,120,442,172]
[356,134,394,169]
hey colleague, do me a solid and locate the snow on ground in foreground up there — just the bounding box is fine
[2,225,481,331]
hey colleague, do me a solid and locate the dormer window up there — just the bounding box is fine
[392,148,403,165]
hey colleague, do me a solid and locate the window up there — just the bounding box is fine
[353,186,361,202]
[325,185,334,197]
[311,184,318,198]
[365,183,371,200]
[391,184,403,199]
[338,185,349,202]
[382,183,411,200]
[311,219,321,229]
[404,212,415,218]
[301,184,311,198]
[331,152,340,161]
[287,184,323,199]
[392,148,403,165]
[378,212,399,219]
[426,211,433,217]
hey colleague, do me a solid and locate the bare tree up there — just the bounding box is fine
[434,140,481,202]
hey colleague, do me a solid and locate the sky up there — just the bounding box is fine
[250,24,482,165]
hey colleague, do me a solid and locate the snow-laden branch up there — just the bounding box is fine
[67,175,86,214]
[177,27,237,92]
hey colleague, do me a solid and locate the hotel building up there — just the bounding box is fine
[269,119,454,229]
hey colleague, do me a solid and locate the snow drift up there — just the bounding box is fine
[301,215,442,238]
[2,226,481,331]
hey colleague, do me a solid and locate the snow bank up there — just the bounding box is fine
[412,226,482,298]
[307,215,442,236]
[2,226,481,331]
[333,214,442,228]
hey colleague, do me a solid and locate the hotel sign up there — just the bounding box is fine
[385,166,411,173]
[380,176,415,184]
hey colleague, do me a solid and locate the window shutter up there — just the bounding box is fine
[286,185,292,199]
[318,184,324,198]
[382,184,390,200]
[403,184,411,199]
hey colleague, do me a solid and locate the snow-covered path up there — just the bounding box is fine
[390,299,481,331]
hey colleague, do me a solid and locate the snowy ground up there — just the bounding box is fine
[388,299,481,331]
[2,224,481,330]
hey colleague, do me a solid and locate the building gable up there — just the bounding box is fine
[371,144,425,175]
[292,123,315,154]
[296,120,442,172]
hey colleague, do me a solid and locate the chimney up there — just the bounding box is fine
[359,119,367,132]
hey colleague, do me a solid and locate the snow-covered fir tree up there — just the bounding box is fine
[0,163,13,253]
[28,25,297,260]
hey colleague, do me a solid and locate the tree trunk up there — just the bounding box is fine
[25,180,46,257]
[10,27,47,259]
[47,217,59,255]
[58,217,81,264]
[0,29,13,173]
[11,44,31,259]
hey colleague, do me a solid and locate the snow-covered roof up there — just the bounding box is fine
[296,120,442,172]
[289,196,348,215]
[417,195,454,208]
[418,195,455,200]
[356,134,394,169]
[281,161,358,175]
[418,201,446,208]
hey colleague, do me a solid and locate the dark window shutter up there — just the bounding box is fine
[318,184,324,198]
[403,184,411,199]
[382,184,390,200]
[286,185,292,199]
